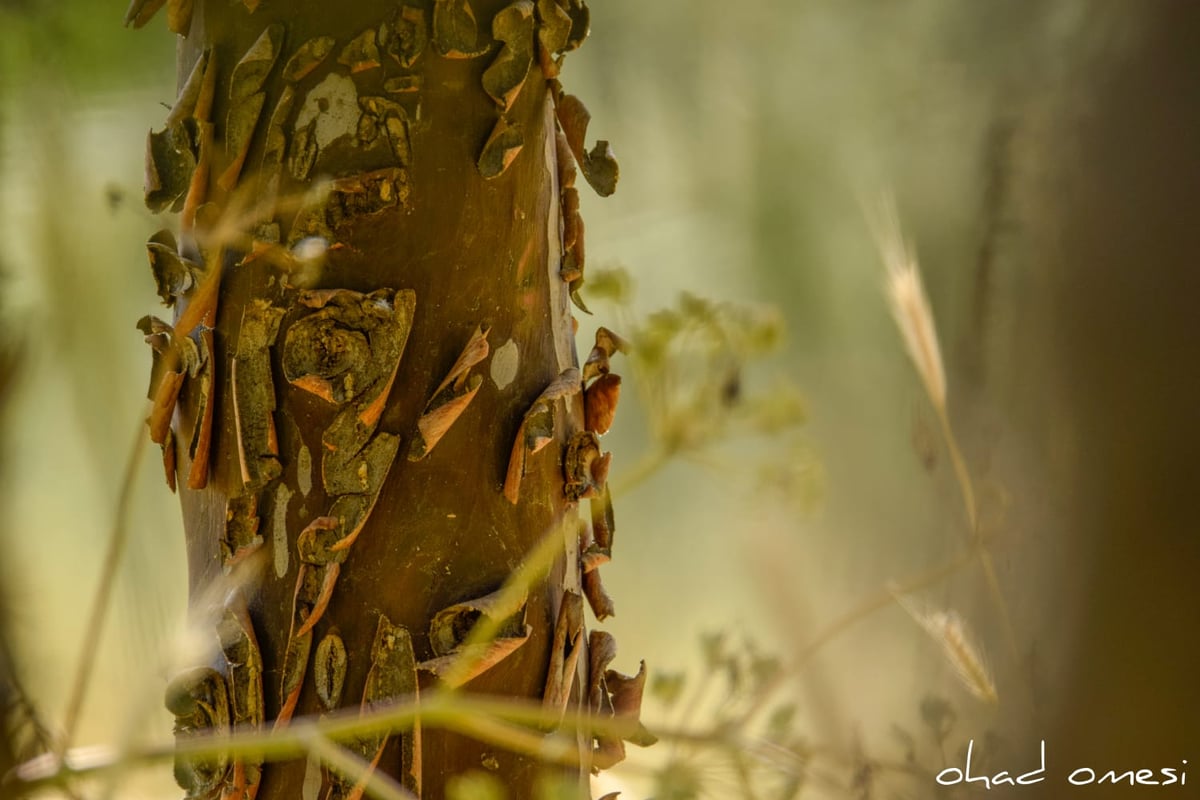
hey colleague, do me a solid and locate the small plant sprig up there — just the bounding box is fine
[584,270,810,500]
[867,191,1018,681]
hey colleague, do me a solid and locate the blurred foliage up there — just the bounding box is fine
[0,0,172,92]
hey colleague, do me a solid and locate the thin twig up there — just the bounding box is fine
[58,413,149,753]
[936,407,1019,662]
[732,548,976,729]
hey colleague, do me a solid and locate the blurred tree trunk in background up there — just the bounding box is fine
[134,1,623,797]
[1022,3,1200,789]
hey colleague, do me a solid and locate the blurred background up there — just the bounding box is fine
[1,1,1197,798]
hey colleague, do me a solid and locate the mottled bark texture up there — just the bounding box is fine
[133,1,638,798]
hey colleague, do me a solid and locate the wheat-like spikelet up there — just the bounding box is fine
[867,194,947,413]
[923,609,999,705]
[890,587,998,705]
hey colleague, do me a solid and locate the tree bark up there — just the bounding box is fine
[134,1,629,798]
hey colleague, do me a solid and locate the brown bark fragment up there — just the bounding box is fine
[218,91,267,192]
[282,36,335,82]
[433,0,487,58]
[166,0,193,34]
[582,567,614,621]
[582,327,629,383]
[478,117,524,180]
[124,0,167,28]
[186,327,215,489]
[583,372,620,435]
[542,589,584,723]
[223,494,263,568]
[409,324,490,460]
[483,1,535,113]
[145,121,197,213]
[338,28,382,74]
[231,24,284,101]
[504,367,582,503]
[355,616,421,799]
[381,4,428,69]
[554,90,619,197]
[232,298,284,491]
[165,667,232,797]
[218,595,265,800]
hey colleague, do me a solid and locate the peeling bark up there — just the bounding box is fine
[134,1,642,797]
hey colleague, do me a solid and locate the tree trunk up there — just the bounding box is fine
[133,1,630,798]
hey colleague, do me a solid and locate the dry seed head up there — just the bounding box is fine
[868,194,947,412]
[924,610,999,705]
[890,586,997,705]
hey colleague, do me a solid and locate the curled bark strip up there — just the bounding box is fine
[292,562,340,639]
[162,428,178,493]
[339,27,382,73]
[138,314,202,452]
[583,372,620,435]
[222,27,276,189]
[275,556,336,729]
[381,4,428,69]
[124,0,167,28]
[223,494,263,570]
[585,630,616,712]
[147,229,202,307]
[582,567,614,621]
[232,298,285,491]
[417,632,531,689]
[478,117,524,180]
[148,368,185,447]
[166,0,193,34]
[282,36,335,82]
[182,121,214,236]
[430,584,530,658]
[261,86,295,170]
[218,595,265,800]
[534,0,571,77]
[564,430,607,501]
[483,1,535,113]
[145,121,196,214]
[503,367,582,503]
[542,590,584,723]
[433,0,488,58]
[583,632,651,770]
[554,90,618,197]
[359,96,412,167]
[165,666,231,797]
[187,327,216,489]
[409,379,481,462]
[275,617,313,729]
[231,24,285,101]
[166,50,209,127]
[559,187,582,283]
[219,91,267,192]
[409,324,491,460]
[582,326,629,383]
[578,483,614,573]
[606,662,657,747]
[356,616,421,798]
